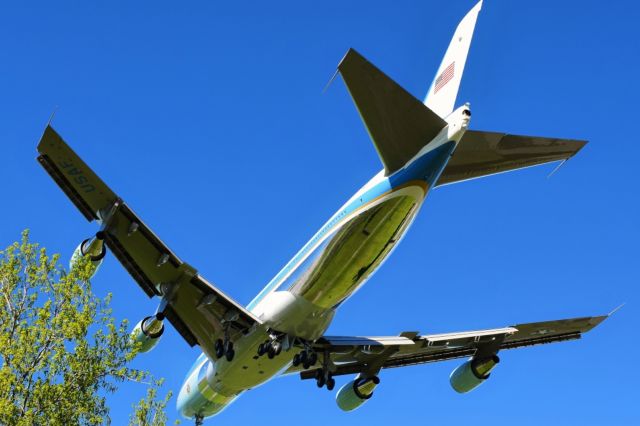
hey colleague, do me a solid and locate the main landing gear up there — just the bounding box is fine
[314,368,335,391]
[257,339,282,359]
[292,348,318,369]
[215,338,235,362]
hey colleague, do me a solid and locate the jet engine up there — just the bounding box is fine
[69,232,106,278]
[335,375,380,412]
[131,315,165,353]
[449,355,499,393]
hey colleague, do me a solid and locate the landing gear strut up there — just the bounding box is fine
[195,414,204,426]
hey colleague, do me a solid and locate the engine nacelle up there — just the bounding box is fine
[336,375,380,412]
[70,232,106,278]
[130,315,165,353]
[449,355,499,394]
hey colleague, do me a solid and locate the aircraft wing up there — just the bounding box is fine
[288,314,608,379]
[36,125,261,359]
[436,130,587,187]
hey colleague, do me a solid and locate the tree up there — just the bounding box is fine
[128,379,174,426]
[0,231,172,425]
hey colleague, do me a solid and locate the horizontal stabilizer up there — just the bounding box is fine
[338,49,447,175]
[436,130,587,186]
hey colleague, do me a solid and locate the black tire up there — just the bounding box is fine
[268,347,275,359]
[326,377,335,391]
[257,343,265,356]
[292,353,301,367]
[224,340,234,353]
[308,352,317,366]
[215,339,224,359]
[273,342,282,356]
[300,351,308,364]
[303,360,310,369]
[316,376,325,388]
[225,348,235,362]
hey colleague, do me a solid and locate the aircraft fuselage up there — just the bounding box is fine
[176,107,471,419]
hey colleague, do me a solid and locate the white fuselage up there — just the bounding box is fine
[176,107,471,419]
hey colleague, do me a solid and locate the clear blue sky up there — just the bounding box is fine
[1,1,638,424]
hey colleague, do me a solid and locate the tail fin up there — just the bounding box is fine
[424,0,482,118]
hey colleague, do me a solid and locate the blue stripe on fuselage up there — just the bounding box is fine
[246,141,455,311]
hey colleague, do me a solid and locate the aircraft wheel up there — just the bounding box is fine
[273,341,282,356]
[257,342,265,356]
[292,353,301,367]
[316,375,326,388]
[308,351,317,366]
[215,339,224,359]
[326,377,335,391]
[225,348,235,362]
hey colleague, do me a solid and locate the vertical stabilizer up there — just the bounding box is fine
[424,1,482,118]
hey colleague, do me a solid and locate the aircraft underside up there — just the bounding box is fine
[34,1,608,424]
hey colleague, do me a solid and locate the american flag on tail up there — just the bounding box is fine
[434,61,455,94]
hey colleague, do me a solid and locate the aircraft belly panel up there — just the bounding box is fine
[288,191,422,309]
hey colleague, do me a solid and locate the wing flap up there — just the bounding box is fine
[436,130,587,186]
[338,49,447,175]
[101,199,261,353]
[317,335,415,348]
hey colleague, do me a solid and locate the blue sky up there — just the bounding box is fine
[1,0,639,424]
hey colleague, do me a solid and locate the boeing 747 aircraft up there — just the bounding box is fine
[36,1,608,423]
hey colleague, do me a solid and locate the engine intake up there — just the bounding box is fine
[70,232,106,278]
[336,375,380,412]
[131,315,165,353]
[449,355,499,394]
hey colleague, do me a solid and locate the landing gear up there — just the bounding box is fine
[292,348,317,369]
[327,376,335,391]
[256,335,283,359]
[195,414,204,426]
[314,368,335,391]
[215,338,235,362]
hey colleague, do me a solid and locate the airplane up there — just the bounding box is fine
[36,1,610,424]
